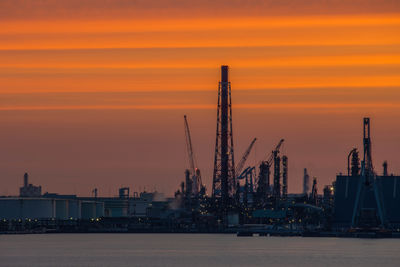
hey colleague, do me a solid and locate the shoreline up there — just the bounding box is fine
[2,229,400,239]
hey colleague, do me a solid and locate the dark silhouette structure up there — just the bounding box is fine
[273,150,281,198]
[282,155,288,198]
[351,118,386,227]
[235,138,257,178]
[19,172,41,197]
[212,66,236,212]
[184,115,202,196]
[334,118,398,229]
[303,168,310,195]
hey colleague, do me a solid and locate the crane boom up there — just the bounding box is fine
[264,139,284,165]
[184,115,196,175]
[184,115,202,195]
[235,138,257,177]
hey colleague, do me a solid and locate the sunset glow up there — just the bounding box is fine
[1,0,400,196]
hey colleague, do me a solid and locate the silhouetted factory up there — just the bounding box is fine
[1,66,400,237]
[334,119,400,229]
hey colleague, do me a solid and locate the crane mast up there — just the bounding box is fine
[351,118,386,228]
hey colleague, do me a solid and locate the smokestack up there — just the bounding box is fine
[212,65,236,211]
[383,161,388,176]
[24,172,28,187]
[221,65,228,83]
[303,168,309,195]
[220,65,229,203]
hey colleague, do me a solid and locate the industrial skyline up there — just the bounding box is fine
[1,0,400,197]
[1,65,398,200]
[2,2,400,266]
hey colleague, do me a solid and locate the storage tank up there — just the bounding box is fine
[20,198,55,219]
[55,199,68,220]
[95,202,104,218]
[0,198,20,219]
[68,199,81,219]
[81,201,96,220]
[0,198,55,220]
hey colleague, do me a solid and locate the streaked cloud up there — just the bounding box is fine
[1,1,400,195]
[1,0,399,20]
[2,87,400,111]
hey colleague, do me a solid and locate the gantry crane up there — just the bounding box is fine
[184,115,202,195]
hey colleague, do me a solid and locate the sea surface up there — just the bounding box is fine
[0,234,399,267]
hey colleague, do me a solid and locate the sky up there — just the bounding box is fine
[0,0,400,197]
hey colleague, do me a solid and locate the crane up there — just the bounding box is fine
[184,115,202,195]
[310,177,318,203]
[235,138,257,178]
[237,166,256,206]
[237,166,255,180]
[262,139,284,166]
[256,139,284,198]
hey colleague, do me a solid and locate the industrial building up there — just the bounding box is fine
[1,173,168,223]
[334,175,400,228]
[19,173,41,197]
[333,118,400,230]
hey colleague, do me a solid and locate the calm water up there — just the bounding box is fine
[0,234,399,267]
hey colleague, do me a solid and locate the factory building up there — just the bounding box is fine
[0,184,170,222]
[19,173,41,197]
[333,118,400,230]
[334,174,400,228]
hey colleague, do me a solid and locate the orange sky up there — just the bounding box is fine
[0,0,400,196]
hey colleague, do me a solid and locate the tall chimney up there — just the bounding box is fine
[303,168,309,195]
[212,65,236,212]
[24,172,28,187]
[383,161,388,176]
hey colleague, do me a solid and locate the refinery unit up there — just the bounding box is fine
[1,66,400,237]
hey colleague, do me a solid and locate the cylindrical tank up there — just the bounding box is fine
[81,201,96,220]
[55,199,68,220]
[21,198,55,219]
[95,202,104,218]
[0,198,20,219]
[0,198,55,220]
[68,199,81,219]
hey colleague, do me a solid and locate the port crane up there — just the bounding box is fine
[261,139,284,167]
[184,115,202,195]
[256,139,285,198]
[235,138,257,178]
[237,166,256,206]
[237,166,256,190]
